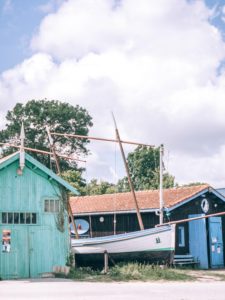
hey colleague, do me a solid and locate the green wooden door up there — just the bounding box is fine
[29,227,53,278]
[0,226,55,279]
[0,226,29,279]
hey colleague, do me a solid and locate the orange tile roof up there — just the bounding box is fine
[70,184,210,214]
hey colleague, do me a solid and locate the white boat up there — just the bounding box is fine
[71,224,176,266]
[70,129,175,266]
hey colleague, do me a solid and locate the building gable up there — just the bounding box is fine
[0,152,79,195]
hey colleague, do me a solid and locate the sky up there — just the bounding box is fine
[1,0,225,187]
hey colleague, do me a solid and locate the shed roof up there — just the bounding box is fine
[0,152,79,195]
[70,184,222,215]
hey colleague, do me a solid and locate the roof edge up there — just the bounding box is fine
[0,152,79,195]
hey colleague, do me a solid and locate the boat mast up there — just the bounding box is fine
[46,126,79,239]
[112,113,144,231]
[19,122,25,172]
[159,144,164,225]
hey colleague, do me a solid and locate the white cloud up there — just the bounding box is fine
[1,0,225,187]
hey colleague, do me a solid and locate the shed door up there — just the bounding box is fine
[29,227,53,278]
[188,214,208,269]
[208,217,224,268]
[0,227,29,279]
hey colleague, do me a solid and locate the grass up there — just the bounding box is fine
[61,263,194,282]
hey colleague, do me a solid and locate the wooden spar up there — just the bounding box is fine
[156,210,225,227]
[0,142,86,162]
[19,122,25,171]
[45,127,79,239]
[112,113,144,231]
[46,126,61,174]
[51,132,154,148]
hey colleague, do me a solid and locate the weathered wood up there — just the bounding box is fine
[157,210,225,226]
[112,113,144,230]
[0,153,71,279]
[104,251,109,273]
[45,128,79,240]
[46,126,61,174]
[0,142,86,162]
[51,132,154,148]
[173,255,199,266]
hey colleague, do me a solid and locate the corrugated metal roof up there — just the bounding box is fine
[70,184,211,214]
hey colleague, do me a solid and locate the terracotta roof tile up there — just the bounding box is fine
[70,184,210,214]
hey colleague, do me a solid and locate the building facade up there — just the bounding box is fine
[70,185,225,269]
[0,152,78,279]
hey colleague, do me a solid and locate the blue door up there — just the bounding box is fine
[208,217,224,268]
[188,214,208,269]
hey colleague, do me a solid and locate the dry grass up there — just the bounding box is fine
[65,263,194,282]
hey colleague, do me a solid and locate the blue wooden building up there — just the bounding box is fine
[0,151,78,279]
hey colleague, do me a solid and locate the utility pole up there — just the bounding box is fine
[159,144,164,225]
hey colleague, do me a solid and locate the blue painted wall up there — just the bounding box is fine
[0,155,70,279]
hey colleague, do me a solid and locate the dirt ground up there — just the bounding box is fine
[179,268,225,282]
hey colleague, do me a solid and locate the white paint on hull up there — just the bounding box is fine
[71,224,175,254]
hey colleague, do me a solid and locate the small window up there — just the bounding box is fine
[14,213,19,224]
[55,201,60,213]
[1,212,37,225]
[8,213,13,224]
[178,226,185,247]
[20,213,25,224]
[2,213,7,224]
[31,213,37,224]
[45,200,50,212]
[44,199,60,213]
[25,213,31,224]
[50,200,55,212]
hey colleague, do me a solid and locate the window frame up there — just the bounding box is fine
[44,199,60,213]
[1,212,38,225]
[178,225,185,247]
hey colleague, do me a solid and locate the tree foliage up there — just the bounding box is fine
[61,170,87,195]
[0,99,93,172]
[118,146,175,192]
[181,182,207,187]
[85,179,117,195]
[81,146,175,195]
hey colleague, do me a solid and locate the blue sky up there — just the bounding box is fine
[0,0,62,71]
[1,0,225,187]
[0,1,42,71]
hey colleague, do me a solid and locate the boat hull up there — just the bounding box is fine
[71,224,175,267]
[75,250,174,267]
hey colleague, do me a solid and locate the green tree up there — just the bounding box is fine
[181,182,207,187]
[0,99,93,172]
[118,146,175,191]
[85,179,117,195]
[61,170,87,195]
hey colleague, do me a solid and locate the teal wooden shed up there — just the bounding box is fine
[0,152,79,279]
